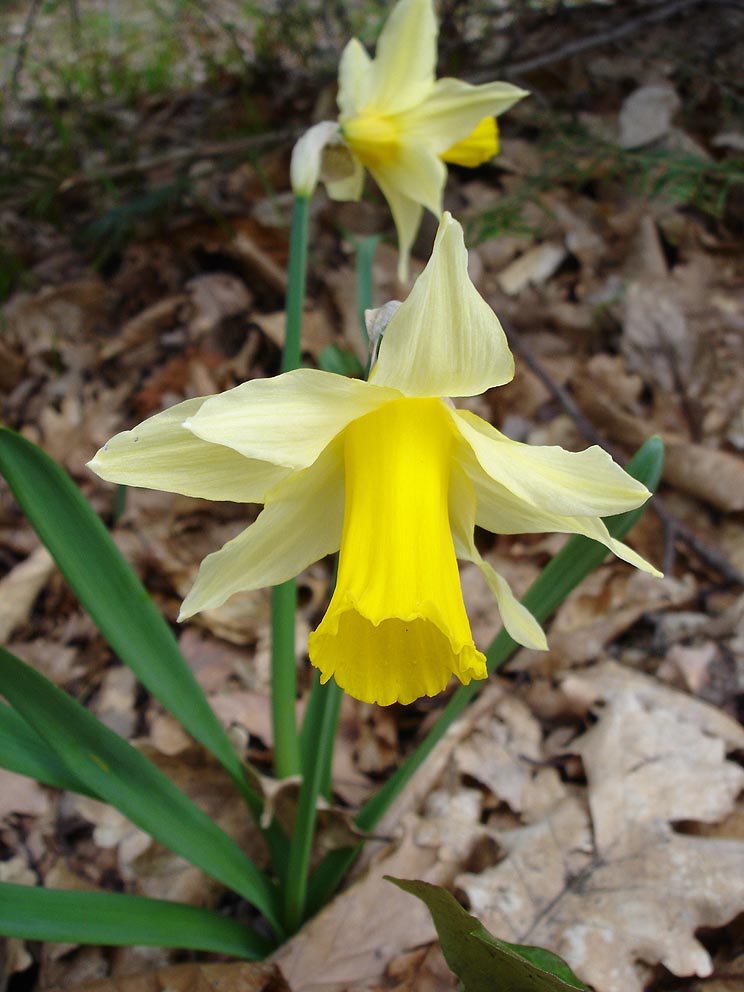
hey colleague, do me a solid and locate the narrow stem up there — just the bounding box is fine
[282,195,310,373]
[283,676,339,933]
[271,581,300,779]
[271,194,311,781]
[301,671,342,799]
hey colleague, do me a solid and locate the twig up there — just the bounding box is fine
[57,128,297,192]
[505,325,744,587]
[7,0,43,99]
[471,0,735,81]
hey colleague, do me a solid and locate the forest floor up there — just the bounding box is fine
[1,2,744,991]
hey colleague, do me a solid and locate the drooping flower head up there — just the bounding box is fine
[89,214,659,706]
[290,0,528,280]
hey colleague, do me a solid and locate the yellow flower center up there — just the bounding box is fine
[342,113,399,169]
[440,116,499,168]
[308,396,487,706]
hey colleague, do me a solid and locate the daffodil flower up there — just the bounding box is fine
[89,214,659,707]
[290,0,527,281]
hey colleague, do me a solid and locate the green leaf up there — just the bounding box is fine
[0,702,97,797]
[317,344,365,377]
[0,428,253,802]
[0,882,271,958]
[388,878,587,991]
[0,646,282,936]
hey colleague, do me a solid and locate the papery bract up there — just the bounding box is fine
[89,214,659,706]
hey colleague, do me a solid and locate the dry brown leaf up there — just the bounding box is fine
[0,545,55,643]
[454,696,567,822]
[574,362,744,511]
[658,640,719,693]
[44,961,290,992]
[185,273,252,337]
[513,570,695,673]
[572,690,744,852]
[257,310,334,358]
[561,660,744,749]
[0,768,50,818]
[101,296,186,361]
[272,817,447,992]
[457,666,744,992]
[619,82,680,148]
[496,243,567,296]
[623,280,699,392]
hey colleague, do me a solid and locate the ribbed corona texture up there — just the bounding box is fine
[310,398,486,705]
[89,214,660,705]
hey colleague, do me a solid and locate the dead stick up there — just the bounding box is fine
[505,325,744,587]
[472,0,736,81]
[8,0,43,99]
[58,128,297,192]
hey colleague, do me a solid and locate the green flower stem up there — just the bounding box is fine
[305,437,665,915]
[282,675,340,934]
[271,194,311,781]
[301,672,343,800]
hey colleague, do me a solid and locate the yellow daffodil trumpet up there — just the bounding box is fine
[88,214,660,706]
[290,0,528,281]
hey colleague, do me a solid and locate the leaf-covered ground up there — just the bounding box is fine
[1,2,744,991]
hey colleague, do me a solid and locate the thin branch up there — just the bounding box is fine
[8,0,43,99]
[505,325,744,587]
[471,0,738,81]
[57,128,296,192]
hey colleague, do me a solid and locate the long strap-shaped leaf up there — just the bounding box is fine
[0,646,283,936]
[0,883,271,958]
[0,429,254,807]
[0,702,97,797]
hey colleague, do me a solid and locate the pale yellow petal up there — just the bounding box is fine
[367,167,422,283]
[449,464,547,650]
[397,77,528,155]
[290,121,341,197]
[454,408,653,517]
[186,368,400,471]
[180,437,345,619]
[456,434,662,577]
[370,213,515,396]
[370,142,444,216]
[364,0,437,115]
[337,37,372,119]
[309,397,486,706]
[87,397,288,502]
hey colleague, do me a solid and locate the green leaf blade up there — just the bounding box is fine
[0,702,98,797]
[0,647,282,936]
[389,878,587,991]
[0,428,248,794]
[0,883,271,958]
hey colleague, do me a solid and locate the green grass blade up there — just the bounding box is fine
[307,437,665,914]
[0,428,259,810]
[0,646,283,936]
[0,702,97,797]
[0,883,271,958]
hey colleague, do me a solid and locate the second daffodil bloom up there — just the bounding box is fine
[290,0,527,281]
[89,215,660,707]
